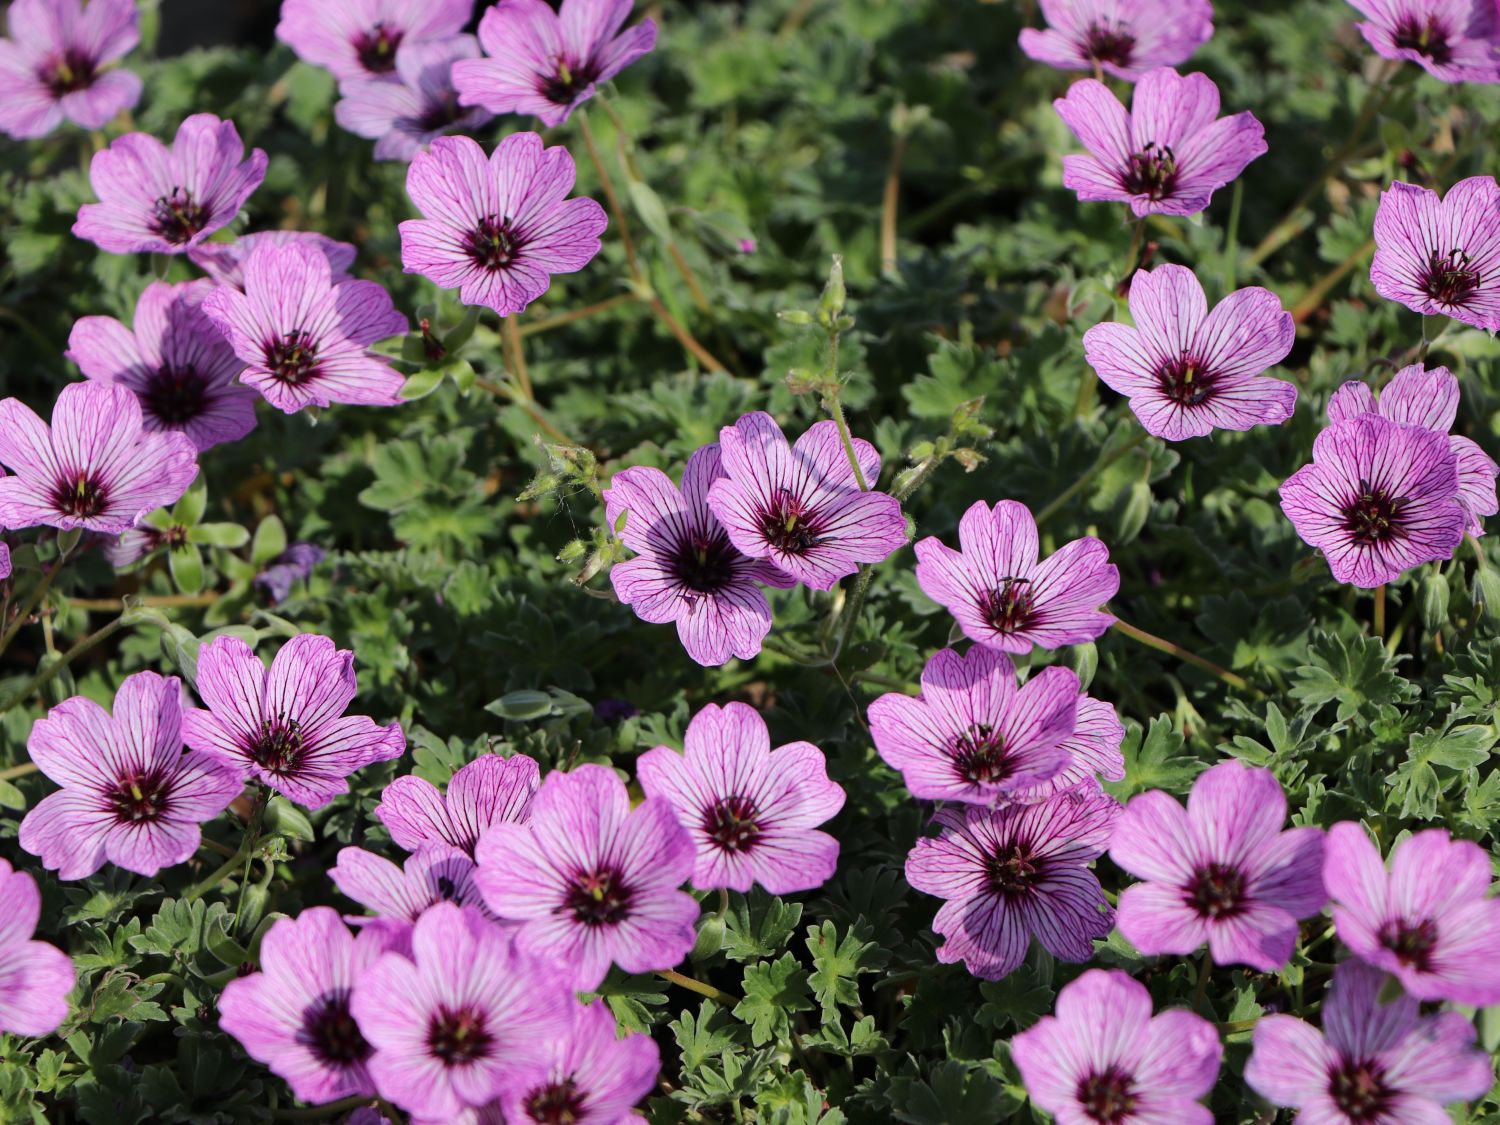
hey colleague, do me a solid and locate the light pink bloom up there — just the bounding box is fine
[189,230,357,291]
[0,859,75,1037]
[275,0,472,82]
[1371,177,1500,331]
[0,0,141,140]
[1347,0,1500,83]
[1019,0,1214,81]
[335,37,494,163]
[376,754,540,857]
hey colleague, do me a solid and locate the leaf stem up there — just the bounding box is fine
[1034,429,1149,526]
[519,293,641,338]
[1373,584,1386,641]
[0,553,66,659]
[501,315,533,401]
[880,129,909,278]
[1110,618,1255,694]
[0,614,127,714]
[473,376,575,445]
[657,968,741,1006]
[1191,949,1212,1014]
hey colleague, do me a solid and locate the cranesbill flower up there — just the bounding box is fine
[330,846,491,949]
[376,754,540,857]
[1323,822,1500,1006]
[217,907,390,1105]
[604,444,794,667]
[1246,960,1494,1124]
[0,382,198,535]
[0,0,141,140]
[73,114,267,255]
[500,1000,660,1125]
[637,702,844,894]
[1371,177,1500,331]
[189,230,357,292]
[399,133,607,318]
[904,787,1120,980]
[1011,695,1127,804]
[67,279,257,453]
[705,412,908,591]
[1110,760,1326,971]
[254,542,327,604]
[453,0,658,127]
[474,764,698,991]
[1011,969,1222,1125]
[1346,0,1500,83]
[1083,264,1297,440]
[350,903,572,1121]
[914,499,1118,654]
[0,544,9,583]
[182,633,406,810]
[0,859,75,1037]
[1279,414,1466,587]
[335,37,494,163]
[868,646,1082,805]
[201,241,409,413]
[276,0,472,82]
[1054,67,1267,218]
[18,671,243,880]
[1329,363,1499,535]
[1018,0,1213,80]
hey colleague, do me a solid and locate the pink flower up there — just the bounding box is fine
[188,230,357,291]
[638,702,844,894]
[376,754,541,857]
[1054,67,1266,217]
[453,0,658,127]
[335,37,494,163]
[0,0,141,140]
[1346,0,1500,83]
[73,114,268,254]
[19,672,244,880]
[499,1001,660,1125]
[1370,177,1500,331]
[182,633,406,810]
[330,845,492,950]
[1019,0,1214,81]
[914,499,1118,654]
[0,859,75,1037]
[0,545,9,583]
[275,0,472,82]
[1083,264,1297,440]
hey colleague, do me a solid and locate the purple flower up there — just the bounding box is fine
[1329,362,1499,536]
[499,1000,659,1125]
[474,764,698,991]
[1347,0,1500,83]
[453,0,658,127]
[399,133,607,318]
[350,903,572,1121]
[18,671,243,880]
[704,412,908,591]
[201,241,409,413]
[376,754,540,858]
[0,859,74,1037]
[73,114,268,254]
[1054,67,1267,218]
[254,543,328,604]
[1324,822,1500,1006]
[0,544,9,583]
[1011,969,1222,1125]
[0,382,198,536]
[1246,960,1494,1124]
[67,279,257,453]
[1110,760,1327,971]
[904,786,1120,980]
[1018,0,1213,80]
[914,500,1119,654]
[1083,264,1297,440]
[335,37,494,163]
[189,230,357,291]
[0,0,141,140]
[604,444,794,667]
[331,846,492,949]
[181,633,406,810]
[275,0,472,82]
[637,702,844,894]
[217,907,389,1105]
[1279,413,1466,588]
[1371,177,1500,331]
[102,526,163,569]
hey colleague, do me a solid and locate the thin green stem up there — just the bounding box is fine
[0,614,126,714]
[473,376,575,445]
[1373,584,1386,641]
[577,108,643,280]
[1034,429,1149,526]
[833,566,875,660]
[1111,618,1256,694]
[186,794,266,901]
[519,293,641,338]
[825,396,869,491]
[271,1095,374,1120]
[501,315,533,401]
[658,968,740,1007]
[0,557,63,659]
[1120,218,1146,285]
[1223,178,1243,295]
[0,762,39,782]
[1191,950,1212,1015]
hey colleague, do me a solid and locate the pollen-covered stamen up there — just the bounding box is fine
[265,330,320,387]
[702,794,762,853]
[540,55,602,105]
[353,22,403,74]
[464,214,522,271]
[952,724,1012,785]
[1081,20,1136,67]
[1328,1058,1396,1124]
[1122,141,1179,201]
[563,865,633,927]
[667,527,740,594]
[106,772,172,823]
[978,577,1035,635]
[1420,248,1481,307]
[51,472,109,519]
[300,990,370,1065]
[150,187,210,246]
[426,1005,494,1066]
[1156,354,1217,407]
[41,47,98,96]
[1185,862,1247,919]
[142,366,208,426]
[758,490,827,555]
[1377,916,1439,972]
[1392,14,1453,66]
[525,1076,587,1124]
[252,717,306,776]
[985,843,1041,897]
[1341,480,1409,545]
[1075,1065,1139,1125]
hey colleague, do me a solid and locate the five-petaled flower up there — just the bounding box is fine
[1019,0,1214,81]
[1083,264,1298,441]
[276,0,472,82]
[376,754,540,857]
[1054,67,1267,217]
[330,845,493,951]
[0,0,142,140]
[1346,0,1500,83]
[499,1000,661,1125]
[638,702,845,894]
[0,859,76,1038]
[335,37,495,163]
[73,114,268,254]
[1370,177,1500,330]
[189,229,357,292]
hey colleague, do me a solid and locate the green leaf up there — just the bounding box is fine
[400,368,446,401]
[1103,716,1203,799]
[250,516,287,566]
[723,887,803,962]
[733,953,813,1046]
[975,966,1054,1032]
[805,920,885,1016]
[189,522,250,549]
[484,689,554,721]
[168,543,204,595]
[888,1061,1012,1125]
[263,796,316,842]
[668,1001,743,1073]
[627,179,674,242]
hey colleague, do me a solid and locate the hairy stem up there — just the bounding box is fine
[0,614,126,714]
[658,969,741,1007]
[1111,618,1255,694]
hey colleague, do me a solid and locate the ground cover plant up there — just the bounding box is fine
[1,0,1500,1121]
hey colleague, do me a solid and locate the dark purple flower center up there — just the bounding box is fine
[1420,248,1481,307]
[985,843,1041,897]
[1082,21,1136,67]
[435,875,458,900]
[540,55,602,105]
[1156,354,1216,407]
[426,1005,493,1066]
[668,527,740,594]
[354,22,403,75]
[702,794,762,853]
[414,92,465,134]
[1378,916,1439,972]
[758,489,827,556]
[298,990,370,1066]
[41,48,98,96]
[1184,862,1247,919]
[1075,1065,1138,1124]
[952,724,1011,785]
[563,865,633,927]
[106,771,173,823]
[150,187,210,246]
[1341,480,1408,546]
[465,215,523,272]
[264,330,321,387]
[1121,141,1179,202]
[525,1076,586,1124]
[1392,15,1452,65]
[251,717,306,776]
[1328,1058,1395,1124]
[977,577,1035,635]
[142,366,208,426]
[51,473,109,519]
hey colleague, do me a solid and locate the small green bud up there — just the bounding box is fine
[778,309,814,326]
[817,255,846,324]
[1420,568,1450,632]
